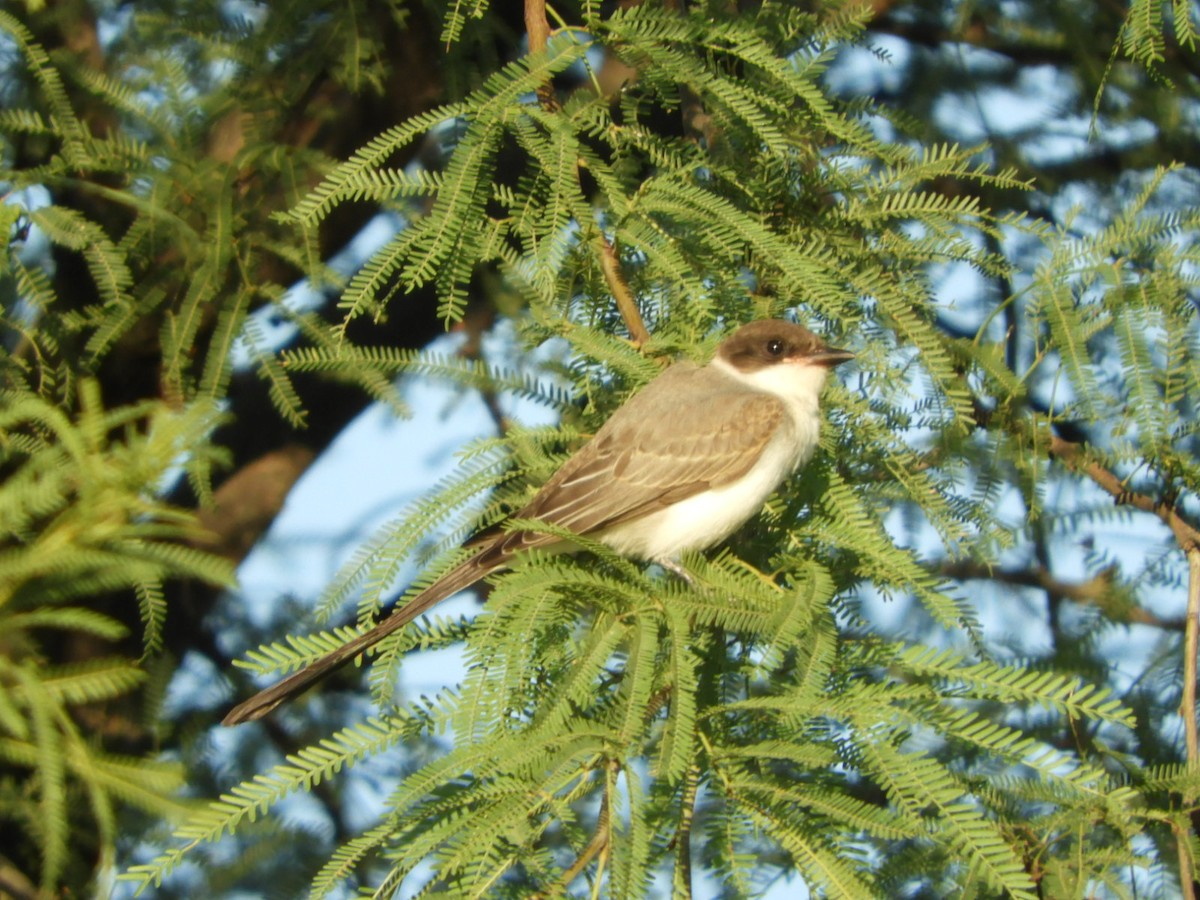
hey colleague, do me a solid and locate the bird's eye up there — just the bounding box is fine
[766,339,785,356]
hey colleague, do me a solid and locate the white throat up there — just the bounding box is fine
[710,356,830,422]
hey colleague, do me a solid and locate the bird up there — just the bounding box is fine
[222,319,853,725]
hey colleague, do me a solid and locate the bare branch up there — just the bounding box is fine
[598,234,651,347]
[524,0,559,110]
[1048,436,1200,554]
[1185,549,1200,781]
[940,560,1185,631]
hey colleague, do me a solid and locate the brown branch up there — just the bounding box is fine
[1047,436,1200,553]
[680,85,718,148]
[1175,815,1199,900]
[1047,433,1200,893]
[524,2,649,347]
[521,0,649,347]
[868,12,1114,67]
[598,234,651,347]
[192,445,316,562]
[524,0,551,52]
[1186,548,1200,784]
[940,560,1184,631]
[672,763,700,899]
[0,857,38,900]
[454,305,508,435]
[535,760,615,898]
[871,7,1200,83]
[524,0,559,111]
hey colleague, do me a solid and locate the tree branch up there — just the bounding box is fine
[598,233,651,347]
[672,762,700,899]
[537,759,614,898]
[525,0,559,111]
[1047,432,1200,894]
[1047,436,1200,554]
[941,560,1185,631]
[192,445,316,561]
[1186,548,1200,778]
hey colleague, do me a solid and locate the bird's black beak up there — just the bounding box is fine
[809,348,855,368]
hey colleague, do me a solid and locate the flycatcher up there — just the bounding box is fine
[223,319,852,725]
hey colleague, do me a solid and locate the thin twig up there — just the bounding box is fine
[1180,549,1200,896]
[1173,816,1198,900]
[597,233,651,346]
[539,760,614,898]
[562,812,608,889]
[1048,436,1200,552]
[1185,549,1200,773]
[525,1,647,345]
[940,560,1185,630]
[1047,435,1200,892]
[524,0,559,111]
[1047,437,1200,740]
[672,762,701,899]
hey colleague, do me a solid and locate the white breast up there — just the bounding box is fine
[599,357,827,562]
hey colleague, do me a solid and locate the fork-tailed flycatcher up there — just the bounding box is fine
[222,319,852,725]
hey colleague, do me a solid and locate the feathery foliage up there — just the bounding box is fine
[0,384,233,892]
[3,0,1199,896]
[115,0,1200,895]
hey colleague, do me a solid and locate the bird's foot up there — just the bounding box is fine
[659,558,695,585]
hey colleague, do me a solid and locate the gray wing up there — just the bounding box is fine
[506,362,785,545]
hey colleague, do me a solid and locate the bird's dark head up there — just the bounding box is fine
[717,320,853,373]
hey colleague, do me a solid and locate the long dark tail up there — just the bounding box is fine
[221,550,504,725]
